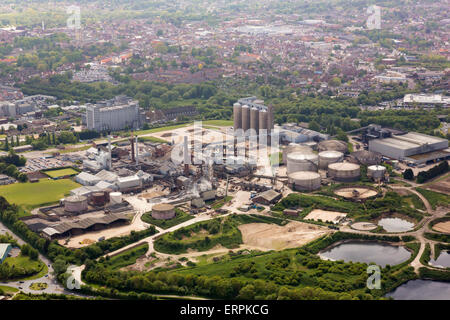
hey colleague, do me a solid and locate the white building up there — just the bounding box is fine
[86,96,140,132]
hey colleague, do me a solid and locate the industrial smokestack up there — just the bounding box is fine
[184,136,190,175]
[135,136,139,166]
[108,135,112,170]
[130,132,135,163]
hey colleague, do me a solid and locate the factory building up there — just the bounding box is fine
[368,132,449,164]
[86,96,141,132]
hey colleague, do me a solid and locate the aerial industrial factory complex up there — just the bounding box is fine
[6,96,448,251]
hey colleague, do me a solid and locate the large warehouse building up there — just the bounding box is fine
[86,96,141,132]
[369,132,449,164]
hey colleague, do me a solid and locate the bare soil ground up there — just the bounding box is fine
[335,187,378,199]
[433,221,450,234]
[304,209,347,224]
[425,174,450,195]
[238,221,331,250]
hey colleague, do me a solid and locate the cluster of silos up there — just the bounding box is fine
[367,165,386,180]
[233,102,273,135]
[318,150,344,170]
[327,162,361,182]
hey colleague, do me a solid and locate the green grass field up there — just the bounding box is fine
[0,179,80,209]
[104,243,149,270]
[138,136,169,144]
[42,168,79,178]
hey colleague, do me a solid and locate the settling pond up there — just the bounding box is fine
[378,217,415,232]
[386,280,450,300]
[318,241,411,267]
[429,251,450,269]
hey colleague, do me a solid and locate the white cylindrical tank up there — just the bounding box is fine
[318,140,348,153]
[241,105,250,133]
[328,162,360,182]
[110,192,123,204]
[233,103,242,130]
[151,203,176,220]
[318,150,344,170]
[302,141,318,151]
[250,107,259,134]
[259,109,268,133]
[367,165,386,179]
[282,144,313,165]
[64,195,88,213]
[287,152,319,174]
[288,171,321,191]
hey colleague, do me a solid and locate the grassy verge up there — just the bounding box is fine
[102,243,148,270]
[416,188,450,210]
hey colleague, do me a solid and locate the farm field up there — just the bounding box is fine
[42,167,79,178]
[0,179,80,209]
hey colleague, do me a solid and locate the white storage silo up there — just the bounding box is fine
[250,107,259,134]
[259,109,268,133]
[288,171,321,191]
[286,152,319,174]
[367,165,386,180]
[241,105,250,132]
[233,103,242,130]
[318,150,344,170]
[110,192,123,204]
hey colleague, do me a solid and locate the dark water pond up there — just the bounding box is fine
[429,251,450,269]
[319,241,411,267]
[386,280,450,300]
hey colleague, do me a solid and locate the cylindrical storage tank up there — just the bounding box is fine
[288,171,321,191]
[241,105,250,132]
[287,152,319,174]
[367,165,386,179]
[318,150,344,170]
[151,203,176,220]
[64,195,88,213]
[282,143,313,165]
[250,107,259,135]
[110,192,123,204]
[302,141,318,151]
[233,103,242,130]
[318,140,348,154]
[328,162,360,182]
[91,192,106,206]
[259,109,267,133]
